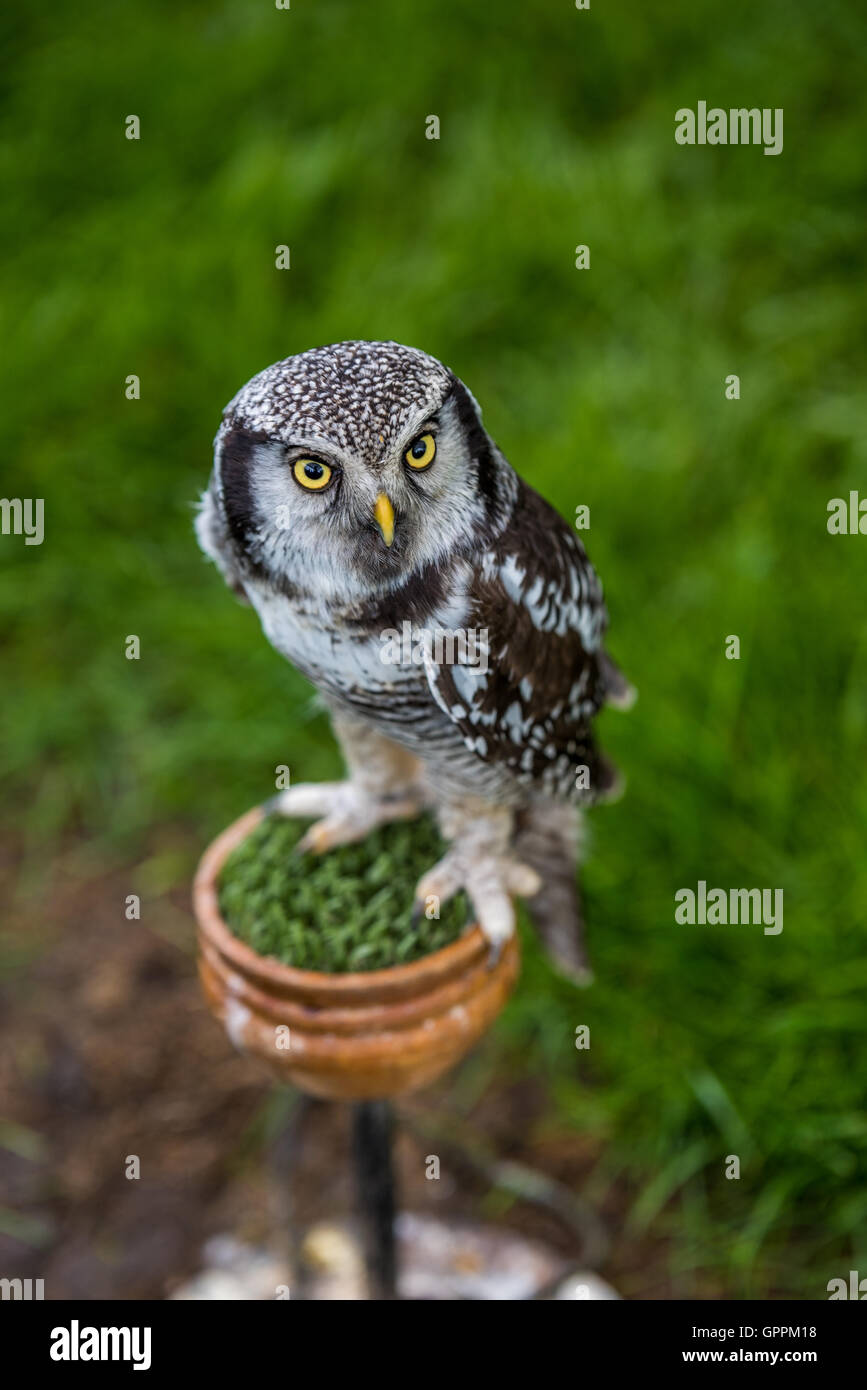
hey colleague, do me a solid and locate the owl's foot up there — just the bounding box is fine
[413,849,541,955]
[266,781,424,854]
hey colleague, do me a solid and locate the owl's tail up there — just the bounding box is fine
[600,651,637,710]
[514,801,592,985]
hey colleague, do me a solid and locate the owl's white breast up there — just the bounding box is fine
[243,570,532,805]
[245,581,423,703]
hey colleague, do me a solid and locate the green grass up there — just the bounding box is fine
[1,0,865,1298]
[218,815,466,972]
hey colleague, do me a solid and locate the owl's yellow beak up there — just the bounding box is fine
[373,492,395,547]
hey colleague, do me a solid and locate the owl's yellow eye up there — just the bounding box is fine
[292,458,333,491]
[404,433,436,470]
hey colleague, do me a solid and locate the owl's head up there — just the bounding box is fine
[198,341,515,602]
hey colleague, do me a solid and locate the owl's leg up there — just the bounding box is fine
[412,797,541,954]
[268,711,428,854]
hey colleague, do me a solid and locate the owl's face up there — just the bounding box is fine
[208,342,512,601]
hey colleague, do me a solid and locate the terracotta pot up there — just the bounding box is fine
[193,806,520,1100]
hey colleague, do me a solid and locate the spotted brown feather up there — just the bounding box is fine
[423,480,620,803]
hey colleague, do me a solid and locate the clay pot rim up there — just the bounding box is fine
[193,803,487,994]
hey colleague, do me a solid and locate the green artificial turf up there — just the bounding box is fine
[218,814,467,972]
[2,0,865,1298]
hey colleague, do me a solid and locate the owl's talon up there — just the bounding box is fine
[270,780,424,854]
[414,848,540,954]
[294,822,335,855]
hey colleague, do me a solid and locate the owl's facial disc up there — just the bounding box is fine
[213,344,505,599]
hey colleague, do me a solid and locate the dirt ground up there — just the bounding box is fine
[0,829,692,1300]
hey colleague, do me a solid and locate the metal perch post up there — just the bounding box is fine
[351,1100,398,1299]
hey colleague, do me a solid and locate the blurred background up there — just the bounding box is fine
[1,0,865,1299]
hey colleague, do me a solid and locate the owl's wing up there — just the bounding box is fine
[423,479,630,803]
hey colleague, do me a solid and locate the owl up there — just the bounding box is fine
[196,341,633,980]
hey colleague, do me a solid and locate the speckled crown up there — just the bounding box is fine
[218,341,455,463]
